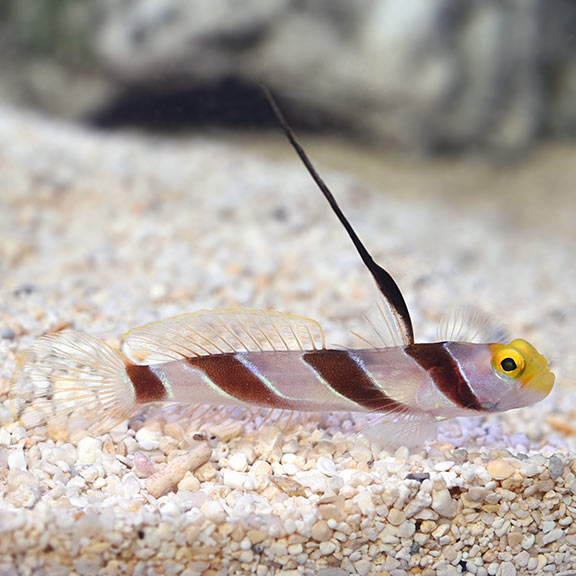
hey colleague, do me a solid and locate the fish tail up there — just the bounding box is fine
[12,330,137,440]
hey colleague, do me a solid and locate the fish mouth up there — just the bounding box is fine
[524,370,555,397]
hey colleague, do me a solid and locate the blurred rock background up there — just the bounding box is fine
[2,0,576,154]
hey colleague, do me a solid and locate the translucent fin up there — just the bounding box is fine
[437,307,510,344]
[11,331,137,441]
[122,308,326,363]
[360,413,438,451]
[263,86,414,345]
[349,295,406,350]
[142,402,308,440]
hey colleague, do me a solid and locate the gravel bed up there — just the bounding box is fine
[1,105,576,575]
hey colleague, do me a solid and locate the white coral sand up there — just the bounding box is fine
[0,104,576,575]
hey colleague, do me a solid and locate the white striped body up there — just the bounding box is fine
[15,310,554,441]
[154,351,369,412]
[136,342,541,420]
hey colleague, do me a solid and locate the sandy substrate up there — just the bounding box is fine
[1,105,576,575]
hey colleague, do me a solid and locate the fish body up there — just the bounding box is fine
[133,342,552,418]
[12,90,555,443]
[15,309,553,443]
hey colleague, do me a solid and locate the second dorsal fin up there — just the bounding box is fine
[437,307,510,344]
[122,308,326,363]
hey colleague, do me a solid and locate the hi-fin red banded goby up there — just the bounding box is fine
[12,91,554,445]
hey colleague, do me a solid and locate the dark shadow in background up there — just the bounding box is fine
[88,78,343,135]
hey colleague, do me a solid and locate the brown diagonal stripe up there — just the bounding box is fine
[188,354,290,408]
[303,350,405,412]
[126,363,168,403]
[404,343,483,410]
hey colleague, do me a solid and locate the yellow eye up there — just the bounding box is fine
[492,348,525,379]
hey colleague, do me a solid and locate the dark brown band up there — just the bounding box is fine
[126,364,168,404]
[404,343,483,410]
[187,354,290,408]
[303,350,405,412]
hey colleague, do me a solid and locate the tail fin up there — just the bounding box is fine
[12,330,137,440]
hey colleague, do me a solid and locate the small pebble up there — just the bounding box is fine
[420,520,437,534]
[405,472,430,482]
[228,452,248,472]
[317,456,337,477]
[519,460,541,477]
[354,491,374,515]
[548,455,564,479]
[349,441,372,463]
[507,532,523,548]
[252,460,272,475]
[499,561,517,576]
[160,500,182,517]
[486,459,514,480]
[8,447,27,471]
[135,428,161,451]
[311,520,332,541]
[387,508,406,526]
[118,474,141,499]
[133,452,159,478]
[521,533,535,549]
[397,520,415,538]
[542,528,564,545]
[8,484,38,508]
[0,405,12,426]
[257,426,283,452]
[222,469,248,490]
[354,559,374,576]
[178,472,200,492]
[76,437,102,465]
[0,429,12,446]
[319,541,337,555]
[431,488,455,518]
[1,328,16,340]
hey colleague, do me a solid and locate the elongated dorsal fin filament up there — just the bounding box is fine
[262,86,414,345]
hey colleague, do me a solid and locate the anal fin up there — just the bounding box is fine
[359,414,439,451]
[139,402,309,440]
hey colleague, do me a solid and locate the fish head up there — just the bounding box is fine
[444,339,554,414]
[486,338,555,411]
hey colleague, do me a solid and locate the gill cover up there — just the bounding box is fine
[490,339,555,398]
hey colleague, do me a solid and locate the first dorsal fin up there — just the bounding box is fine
[349,295,407,349]
[122,308,326,363]
[262,86,414,346]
